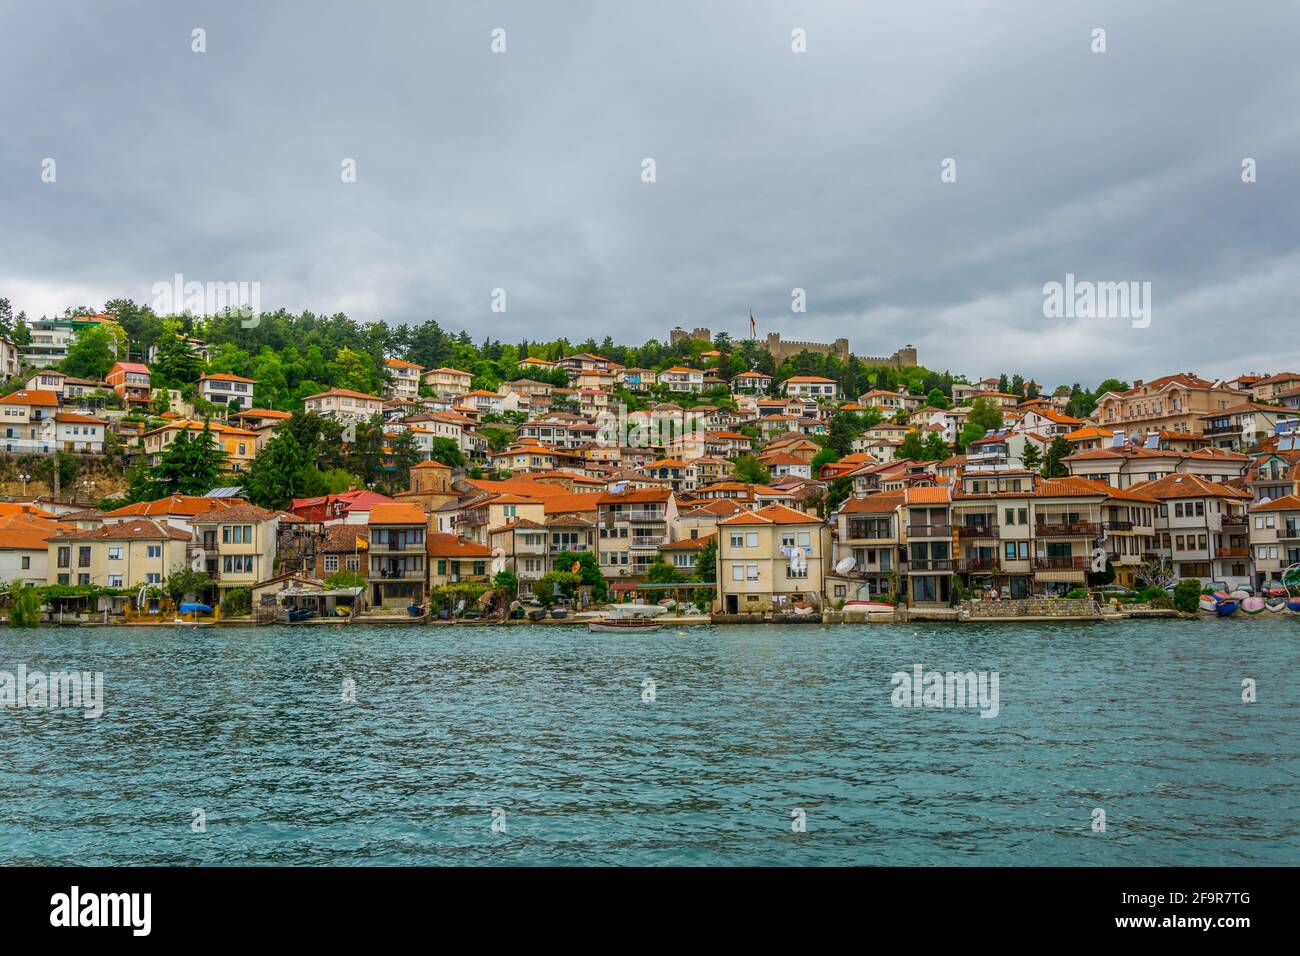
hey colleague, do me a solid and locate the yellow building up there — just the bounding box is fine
[189,503,280,601]
[142,420,259,473]
[47,518,191,589]
[715,503,829,614]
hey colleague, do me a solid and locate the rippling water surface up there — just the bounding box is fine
[1,618,1297,865]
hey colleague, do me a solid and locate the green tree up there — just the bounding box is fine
[694,537,717,583]
[1021,442,1042,472]
[825,413,860,457]
[967,396,1004,433]
[147,422,228,497]
[646,560,684,584]
[552,550,607,601]
[152,321,203,386]
[922,431,950,461]
[428,436,466,468]
[245,431,316,509]
[62,324,123,380]
[7,585,42,627]
[221,587,252,616]
[533,570,581,606]
[1042,436,1071,478]
[898,430,926,460]
[164,568,210,603]
[733,454,771,484]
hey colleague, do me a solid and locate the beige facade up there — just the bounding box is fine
[716,503,829,613]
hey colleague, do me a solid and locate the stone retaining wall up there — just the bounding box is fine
[962,598,1098,619]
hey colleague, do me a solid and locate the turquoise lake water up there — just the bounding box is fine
[1,619,1297,865]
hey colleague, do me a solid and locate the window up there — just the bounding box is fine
[108,546,123,561]
[746,564,759,580]
[107,574,123,588]
[746,531,759,548]
[21,556,30,570]
[732,565,744,581]
[324,555,339,572]
[730,533,744,548]
[147,545,162,558]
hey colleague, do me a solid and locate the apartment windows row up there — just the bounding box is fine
[322,555,362,572]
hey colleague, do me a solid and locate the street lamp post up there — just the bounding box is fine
[18,472,29,497]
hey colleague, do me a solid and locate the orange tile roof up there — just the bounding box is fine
[0,389,59,407]
[719,503,819,526]
[200,372,257,384]
[427,534,495,558]
[369,503,427,525]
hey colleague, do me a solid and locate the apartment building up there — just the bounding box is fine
[1248,494,1300,589]
[422,366,473,398]
[302,388,386,422]
[595,486,677,579]
[189,504,280,603]
[1198,402,1298,452]
[659,367,706,394]
[1133,473,1254,587]
[142,420,259,472]
[1093,374,1240,435]
[0,389,58,453]
[781,376,840,400]
[715,503,829,613]
[1064,445,1250,489]
[198,372,257,412]
[617,368,658,391]
[383,357,423,400]
[367,502,427,608]
[489,518,548,588]
[46,519,191,588]
[830,492,903,601]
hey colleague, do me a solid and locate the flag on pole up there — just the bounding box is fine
[355,536,368,550]
[749,311,756,338]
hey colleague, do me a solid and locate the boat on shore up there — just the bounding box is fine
[1240,596,1266,615]
[1215,600,1239,617]
[1198,595,1219,613]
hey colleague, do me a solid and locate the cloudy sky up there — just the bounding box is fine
[3,0,1298,388]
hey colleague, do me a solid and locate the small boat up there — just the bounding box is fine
[1240,596,1266,615]
[526,608,547,621]
[287,607,315,622]
[844,600,895,611]
[1215,600,1239,616]
[588,619,662,633]
[1288,599,1300,613]
[1265,596,1286,612]
[549,608,569,620]
[1198,595,1219,613]
[588,603,665,632]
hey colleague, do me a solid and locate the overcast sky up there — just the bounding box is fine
[3,0,1298,388]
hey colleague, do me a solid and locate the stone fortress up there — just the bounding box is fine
[669,326,917,369]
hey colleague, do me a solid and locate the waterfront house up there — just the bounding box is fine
[596,486,677,580]
[715,503,828,613]
[367,502,428,608]
[189,503,280,604]
[489,518,548,588]
[427,534,494,587]
[1248,494,1300,590]
[658,532,714,577]
[46,518,191,589]
[830,492,903,601]
[1130,473,1254,587]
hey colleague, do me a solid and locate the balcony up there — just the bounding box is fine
[1103,520,1134,532]
[549,542,589,553]
[1201,423,1238,437]
[907,524,952,538]
[1034,522,1101,538]
[1221,515,1248,528]
[956,523,999,539]
[1033,556,1089,570]
[624,510,666,523]
[459,511,488,526]
[908,559,955,572]
[371,567,425,580]
[1216,547,1249,559]
[629,536,665,551]
[956,558,999,572]
[845,521,893,540]
[1280,526,1300,541]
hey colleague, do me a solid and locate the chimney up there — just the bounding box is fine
[1132,379,1143,389]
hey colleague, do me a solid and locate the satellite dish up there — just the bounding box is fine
[835,556,857,574]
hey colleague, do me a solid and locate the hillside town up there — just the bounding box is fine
[3,307,1300,623]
